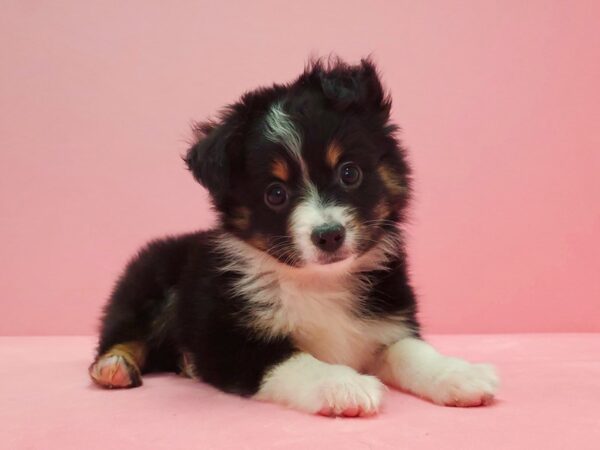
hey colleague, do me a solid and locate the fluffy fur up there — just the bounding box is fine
[90,57,499,415]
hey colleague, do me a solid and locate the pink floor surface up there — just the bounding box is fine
[2,334,599,449]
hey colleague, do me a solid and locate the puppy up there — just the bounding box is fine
[90,58,498,416]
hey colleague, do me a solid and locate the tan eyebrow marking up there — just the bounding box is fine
[377,164,406,196]
[271,158,289,181]
[325,141,343,168]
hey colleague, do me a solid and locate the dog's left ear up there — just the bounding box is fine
[184,116,242,206]
[316,59,389,113]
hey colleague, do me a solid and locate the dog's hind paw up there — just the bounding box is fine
[89,351,142,389]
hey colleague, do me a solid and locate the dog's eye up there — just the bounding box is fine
[338,162,362,188]
[264,183,289,209]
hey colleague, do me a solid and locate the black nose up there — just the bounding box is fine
[311,224,346,253]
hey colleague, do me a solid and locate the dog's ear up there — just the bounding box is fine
[184,116,241,205]
[315,58,389,113]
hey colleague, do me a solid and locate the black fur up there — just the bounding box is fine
[95,57,420,396]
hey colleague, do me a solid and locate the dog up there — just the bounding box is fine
[89,58,499,416]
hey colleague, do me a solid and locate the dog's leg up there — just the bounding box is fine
[377,337,499,406]
[89,341,146,388]
[255,352,385,417]
[90,237,189,388]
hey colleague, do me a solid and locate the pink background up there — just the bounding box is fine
[1,1,599,335]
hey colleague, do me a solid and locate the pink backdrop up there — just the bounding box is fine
[1,1,599,335]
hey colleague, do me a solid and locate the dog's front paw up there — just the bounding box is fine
[429,359,499,407]
[256,353,385,417]
[314,367,385,417]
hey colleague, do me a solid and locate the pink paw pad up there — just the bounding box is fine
[318,406,376,418]
[447,392,495,407]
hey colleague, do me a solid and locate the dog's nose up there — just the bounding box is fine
[311,223,346,253]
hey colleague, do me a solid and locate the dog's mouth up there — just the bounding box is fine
[264,233,360,268]
[314,248,354,265]
[271,250,354,268]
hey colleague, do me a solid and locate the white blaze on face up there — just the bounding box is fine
[263,102,358,266]
[290,184,357,265]
[264,103,302,160]
[264,102,312,183]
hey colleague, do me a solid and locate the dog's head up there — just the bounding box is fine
[185,58,411,268]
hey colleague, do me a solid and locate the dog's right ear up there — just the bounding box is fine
[184,116,241,205]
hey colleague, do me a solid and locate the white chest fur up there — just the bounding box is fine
[275,276,407,371]
[219,236,411,372]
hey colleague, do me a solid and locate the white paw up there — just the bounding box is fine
[429,359,499,407]
[256,353,385,417]
[314,367,385,417]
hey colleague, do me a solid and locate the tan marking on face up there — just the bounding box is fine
[377,164,406,196]
[231,207,251,231]
[374,199,391,220]
[271,158,289,181]
[248,233,269,251]
[325,142,343,168]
